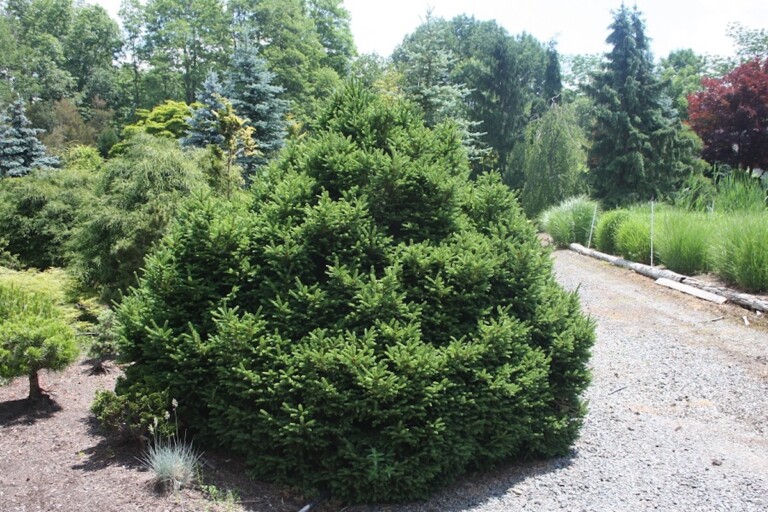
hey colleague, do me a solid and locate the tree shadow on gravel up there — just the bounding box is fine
[0,396,63,428]
[335,452,578,512]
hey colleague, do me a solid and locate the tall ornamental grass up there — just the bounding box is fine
[713,173,766,213]
[539,196,600,248]
[615,212,654,265]
[594,209,630,255]
[655,211,713,275]
[710,213,768,293]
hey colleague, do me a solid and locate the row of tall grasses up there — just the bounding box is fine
[539,175,768,293]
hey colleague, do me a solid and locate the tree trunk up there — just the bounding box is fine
[28,371,43,401]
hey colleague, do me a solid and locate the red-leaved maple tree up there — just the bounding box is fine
[688,58,768,170]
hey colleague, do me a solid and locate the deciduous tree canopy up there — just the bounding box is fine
[688,58,768,171]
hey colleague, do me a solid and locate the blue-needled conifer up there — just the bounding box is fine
[182,72,227,149]
[224,42,288,178]
[0,99,59,177]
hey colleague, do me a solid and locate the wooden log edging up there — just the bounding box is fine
[568,243,768,313]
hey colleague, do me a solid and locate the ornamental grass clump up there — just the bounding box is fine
[539,195,600,248]
[594,209,630,255]
[710,213,768,292]
[112,83,595,503]
[139,435,202,493]
[655,211,713,275]
[615,213,653,265]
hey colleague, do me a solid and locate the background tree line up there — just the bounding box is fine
[0,1,766,291]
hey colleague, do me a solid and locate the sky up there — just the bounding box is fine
[95,0,768,59]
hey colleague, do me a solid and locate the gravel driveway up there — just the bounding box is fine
[350,249,768,512]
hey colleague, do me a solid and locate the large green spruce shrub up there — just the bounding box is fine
[114,84,595,503]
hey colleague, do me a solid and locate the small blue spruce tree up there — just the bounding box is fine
[182,72,228,149]
[224,42,288,178]
[0,99,59,177]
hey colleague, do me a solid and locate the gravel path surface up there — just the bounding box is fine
[350,249,768,512]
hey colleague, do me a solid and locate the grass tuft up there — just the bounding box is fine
[539,195,600,248]
[594,209,630,255]
[655,211,713,275]
[139,435,202,493]
[709,213,768,293]
[615,213,653,265]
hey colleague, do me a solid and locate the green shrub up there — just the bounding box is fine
[539,195,600,248]
[91,382,175,443]
[710,213,768,292]
[67,134,211,301]
[112,83,595,503]
[0,151,100,269]
[0,283,78,400]
[655,211,713,275]
[594,209,630,255]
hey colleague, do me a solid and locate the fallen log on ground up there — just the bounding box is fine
[569,243,768,313]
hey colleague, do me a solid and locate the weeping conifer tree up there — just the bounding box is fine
[114,82,594,503]
[0,99,59,177]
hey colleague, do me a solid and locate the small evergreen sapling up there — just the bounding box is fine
[182,72,228,150]
[0,99,59,178]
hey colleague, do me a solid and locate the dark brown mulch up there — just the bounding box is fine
[0,359,309,512]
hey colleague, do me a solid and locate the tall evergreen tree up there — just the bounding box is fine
[543,43,563,106]
[393,13,487,163]
[229,0,335,121]
[0,99,58,177]
[444,17,552,184]
[224,42,288,177]
[182,71,227,149]
[587,5,697,205]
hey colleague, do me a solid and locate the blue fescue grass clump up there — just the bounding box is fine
[139,435,202,493]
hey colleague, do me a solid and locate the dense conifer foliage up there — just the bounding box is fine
[114,84,594,502]
[586,6,698,206]
[0,99,58,177]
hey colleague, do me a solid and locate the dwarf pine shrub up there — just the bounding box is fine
[113,83,595,503]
